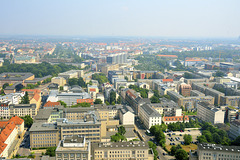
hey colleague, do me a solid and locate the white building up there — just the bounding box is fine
[229,120,240,140]
[119,106,135,125]
[139,103,162,129]
[197,102,225,124]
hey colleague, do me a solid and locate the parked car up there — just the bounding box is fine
[181,142,184,145]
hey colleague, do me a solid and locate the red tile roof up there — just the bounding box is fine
[89,88,96,92]
[0,116,23,155]
[44,101,61,107]
[162,79,173,82]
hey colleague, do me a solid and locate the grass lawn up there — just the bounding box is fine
[166,144,198,153]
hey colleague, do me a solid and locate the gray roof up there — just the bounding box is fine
[0,72,34,81]
[35,109,53,120]
[140,103,161,117]
[29,122,58,132]
[92,141,149,150]
[198,143,240,153]
[9,104,36,109]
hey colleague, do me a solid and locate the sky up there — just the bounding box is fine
[1,0,240,38]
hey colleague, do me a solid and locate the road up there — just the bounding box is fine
[134,117,175,160]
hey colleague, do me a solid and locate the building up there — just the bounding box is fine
[125,89,145,114]
[58,70,84,80]
[139,103,162,129]
[106,53,127,64]
[0,116,24,158]
[55,135,90,160]
[57,92,91,106]
[77,98,94,105]
[0,72,34,86]
[197,102,225,124]
[91,141,154,160]
[220,96,240,107]
[29,123,60,148]
[119,106,135,125]
[179,83,192,97]
[190,143,240,160]
[43,101,61,109]
[163,116,189,124]
[229,120,240,140]
[87,85,99,100]
[9,104,37,118]
[51,77,67,87]
[22,89,42,111]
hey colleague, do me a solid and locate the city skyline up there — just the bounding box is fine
[1,0,240,38]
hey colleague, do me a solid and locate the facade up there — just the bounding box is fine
[229,120,240,140]
[91,141,154,160]
[197,102,225,124]
[51,77,67,86]
[106,53,127,64]
[179,83,192,97]
[30,123,59,148]
[163,116,189,124]
[57,92,91,106]
[0,116,24,158]
[190,143,240,160]
[58,70,84,80]
[139,103,162,129]
[55,135,91,160]
[9,104,37,118]
[119,106,135,125]
[22,89,42,111]
[220,96,240,107]
[125,89,144,114]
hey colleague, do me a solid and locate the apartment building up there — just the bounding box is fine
[9,104,37,118]
[151,99,182,116]
[179,83,192,96]
[0,72,34,86]
[229,120,240,140]
[0,116,24,158]
[43,101,62,109]
[63,107,94,121]
[57,92,91,106]
[197,102,225,124]
[58,70,84,80]
[91,141,154,160]
[220,96,240,107]
[125,89,145,114]
[190,143,240,160]
[167,91,214,110]
[139,103,162,129]
[55,135,91,160]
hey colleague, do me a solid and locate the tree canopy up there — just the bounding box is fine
[20,115,33,128]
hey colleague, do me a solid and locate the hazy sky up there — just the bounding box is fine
[1,0,240,38]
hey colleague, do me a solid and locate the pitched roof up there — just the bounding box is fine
[162,79,173,82]
[163,116,189,122]
[44,101,61,107]
[32,93,40,101]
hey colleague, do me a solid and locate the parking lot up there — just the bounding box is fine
[164,129,201,146]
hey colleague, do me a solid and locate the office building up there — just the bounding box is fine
[229,120,240,140]
[9,104,37,118]
[91,141,154,160]
[55,135,90,160]
[179,83,192,97]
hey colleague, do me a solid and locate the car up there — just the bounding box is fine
[142,135,145,138]
[172,133,176,135]
[180,130,183,132]
[188,130,191,132]
[172,143,175,145]
[181,142,184,145]
[157,156,160,159]
[163,153,166,156]
[179,134,182,136]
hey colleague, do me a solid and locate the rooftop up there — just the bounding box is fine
[198,143,240,153]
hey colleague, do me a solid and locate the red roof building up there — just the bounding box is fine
[163,116,189,124]
[43,101,61,108]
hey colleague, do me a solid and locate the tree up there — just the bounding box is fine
[94,99,103,104]
[215,71,225,77]
[2,83,9,89]
[20,91,30,104]
[197,135,208,143]
[231,136,240,146]
[117,96,122,104]
[79,102,91,107]
[58,100,67,108]
[105,101,110,105]
[110,91,116,104]
[59,86,63,91]
[118,126,126,135]
[175,149,188,160]
[170,146,177,156]
[68,78,78,86]
[140,91,148,98]
[183,134,192,145]
[150,96,160,103]
[45,147,57,157]
[20,115,33,128]
[212,132,221,144]
[124,76,128,81]
[78,77,86,87]
[202,130,213,142]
